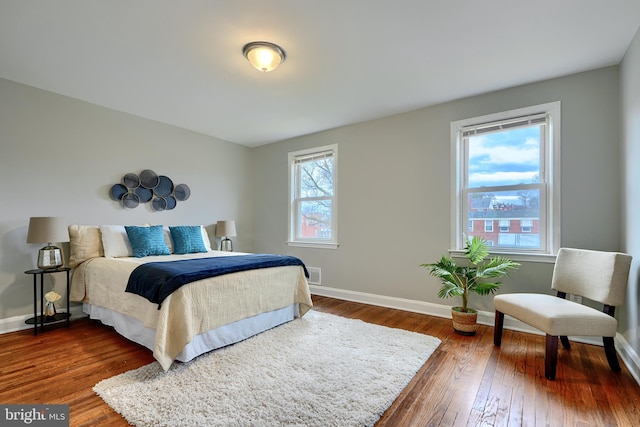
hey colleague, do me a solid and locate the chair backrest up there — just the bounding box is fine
[551,248,632,306]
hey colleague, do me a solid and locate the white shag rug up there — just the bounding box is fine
[94,310,441,427]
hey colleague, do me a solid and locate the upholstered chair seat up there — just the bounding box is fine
[493,248,632,380]
[493,294,618,338]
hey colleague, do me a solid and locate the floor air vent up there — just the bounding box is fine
[307,267,321,285]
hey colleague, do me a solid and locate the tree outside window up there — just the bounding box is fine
[289,145,338,248]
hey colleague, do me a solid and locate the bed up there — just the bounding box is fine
[67,224,313,371]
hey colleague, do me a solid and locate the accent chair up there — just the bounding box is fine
[493,247,632,380]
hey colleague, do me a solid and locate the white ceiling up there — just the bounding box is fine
[1,1,639,147]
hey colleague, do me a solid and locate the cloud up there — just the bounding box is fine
[469,171,538,185]
[469,136,539,165]
[468,127,540,187]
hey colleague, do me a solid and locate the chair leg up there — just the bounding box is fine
[603,337,621,372]
[560,336,571,349]
[545,335,558,380]
[494,311,504,346]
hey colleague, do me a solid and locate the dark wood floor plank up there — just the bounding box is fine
[505,330,526,427]
[1,295,639,427]
[442,328,497,427]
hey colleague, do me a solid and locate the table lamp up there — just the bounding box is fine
[216,220,237,252]
[27,217,69,269]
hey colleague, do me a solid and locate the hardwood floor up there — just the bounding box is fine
[1,295,639,426]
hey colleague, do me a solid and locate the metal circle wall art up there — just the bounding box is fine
[174,184,191,201]
[140,169,159,189]
[123,173,140,189]
[135,186,153,203]
[152,196,167,211]
[110,183,127,200]
[154,176,174,197]
[165,195,177,210]
[121,192,140,209]
[109,169,191,210]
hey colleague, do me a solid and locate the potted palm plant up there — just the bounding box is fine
[421,236,519,335]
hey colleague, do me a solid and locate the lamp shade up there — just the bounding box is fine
[27,217,68,269]
[216,220,237,237]
[243,42,286,72]
[27,217,69,244]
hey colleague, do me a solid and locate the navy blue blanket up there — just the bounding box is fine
[126,254,309,307]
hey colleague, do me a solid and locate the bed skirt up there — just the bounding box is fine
[83,303,300,363]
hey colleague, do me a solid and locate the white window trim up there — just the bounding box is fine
[287,144,339,249]
[450,102,561,263]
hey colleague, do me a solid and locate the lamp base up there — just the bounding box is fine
[37,245,63,270]
[220,238,233,252]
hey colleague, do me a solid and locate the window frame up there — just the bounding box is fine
[288,144,338,249]
[450,102,561,262]
[485,220,494,233]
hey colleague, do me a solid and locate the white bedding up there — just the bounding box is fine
[70,251,313,370]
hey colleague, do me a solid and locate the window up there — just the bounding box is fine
[451,102,560,258]
[288,144,338,248]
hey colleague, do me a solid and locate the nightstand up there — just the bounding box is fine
[24,267,71,335]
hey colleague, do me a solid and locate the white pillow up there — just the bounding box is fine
[201,226,212,251]
[100,225,134,257]
[162,225,174,253]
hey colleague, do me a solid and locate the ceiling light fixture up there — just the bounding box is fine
[242,41,286,72]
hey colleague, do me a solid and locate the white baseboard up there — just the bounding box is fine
[310,285,640,385]
[0,305,86,334]
[616,334,640,385]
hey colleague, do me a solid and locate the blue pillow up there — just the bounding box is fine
[170,226,207,254]
[125,225,171,258]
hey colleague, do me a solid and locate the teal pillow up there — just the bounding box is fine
[125,225,170,258]
[170,226,207,254]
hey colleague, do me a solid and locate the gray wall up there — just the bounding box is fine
[621,27,640,353]
[251,66,622,315]
[0,78,253,320]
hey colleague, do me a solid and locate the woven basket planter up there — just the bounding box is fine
[451,307,478,336]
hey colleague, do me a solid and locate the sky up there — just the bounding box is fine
[467,125,541,189]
